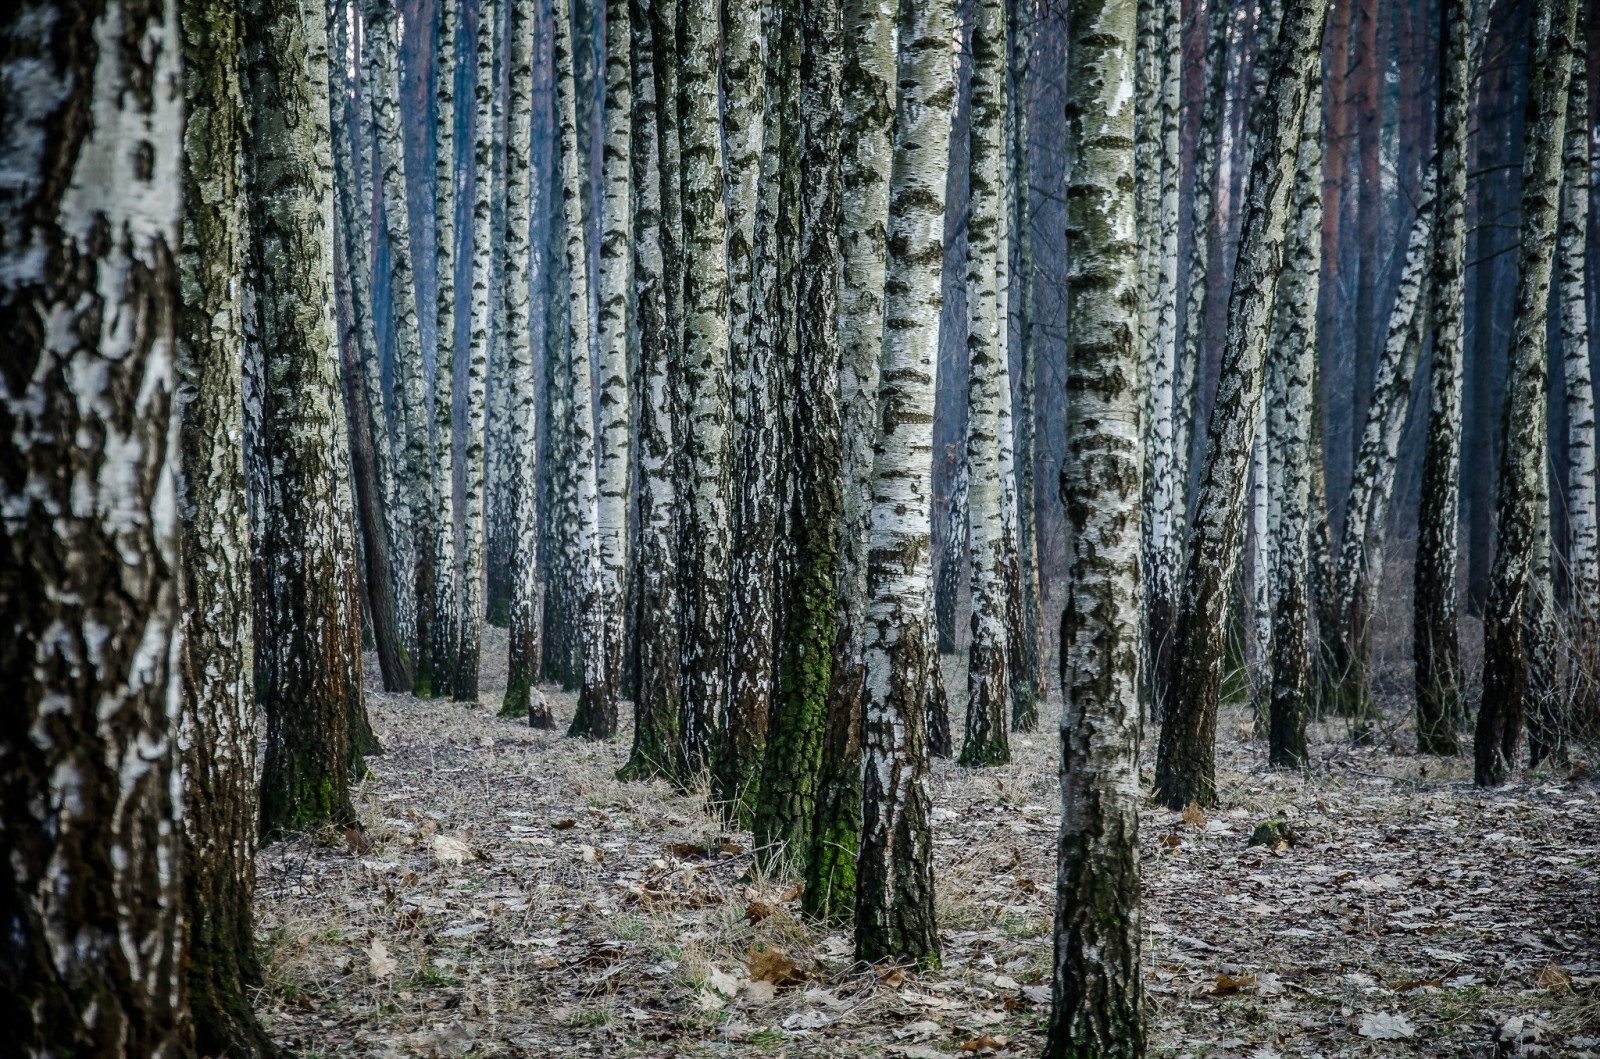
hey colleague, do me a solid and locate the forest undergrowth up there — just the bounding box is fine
[255,627,1600,1058]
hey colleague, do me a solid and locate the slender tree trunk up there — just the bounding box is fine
[1152,0,1327,810]
[501,0,548,723]
[1415,0,1471,755]
[247,0,370,833]
[806,0,896,921]
[179,0,278,1052]
[936,458,968,654]
[1559,21,1598,733]
[1,8,187,1051]
[1478,0,1578,785]
[1046,0,1144,1049]
[1266,73,1322,769]
[570,0,631,737]
[959,0,1012,768]
[853,0,952,967]
[674,0,734,779]
[618,0,682,772]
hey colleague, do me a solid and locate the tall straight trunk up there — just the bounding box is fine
[1415,0,1471,755]
[1046,0,1144,1051]
[807,0,896,922]
[370,0,437,702]
[936,459,968,653]
[618,0,682,773]
[1152,0,1327,810]
[180,0,277,1052]
[1331,169,1437,717]
[501,0,548,723]
[959,0,1012,768]
[1249,394,1272,719]
[456,0,498,699]
[425,0,459,700]
[571,0,630,737]
[675,0,734,779]
[1478,0,1578,785]
[247,0,370,833]
[757,0,843,859]
[854,0,952,967]
[1560,22,1598,730]
[727,0,791,820]
[1,6,187,1050]
[1266,72,1322,769]
[718,0,775,822]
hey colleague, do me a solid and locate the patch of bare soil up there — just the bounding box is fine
[255,633,1600,1057]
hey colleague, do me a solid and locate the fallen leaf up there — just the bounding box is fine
[739,979,776,1003]
[1536,959,1573,992]
[1358,1011,1415,1040]
[747,946,807,988]
[745,900,776,924]
[1021,984,1051,1004]
[366,938,398,979]
[552,818,578,830]
[579,844,604,864]
[705,967,740,997]
[894,1019,943,1039]
[890,1047,948,1059]
[876,965,907,988]
[781,1010,832,1030]
[992,974,1021,991]
[430,834,473,865]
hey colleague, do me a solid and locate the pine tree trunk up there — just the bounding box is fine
[1559,22,1598,733]
[423,0,459,700]
[247,0,370,834]
[1266,72,1322,769]
[1331,169,1436,718]
[179,0,279,1051]
[501,0,549,723]
[806,0,896,922]
[674,0,734,779]
[1414,0,1470,755]
[1153,0,1326,810]
[853,0,953,966]
[0,3,187,1050]
[1046,0,1144,1049]
[617,0,682,773]
[1478,0,1578,785]
[571,0,630,737]
[959,0,1012,768]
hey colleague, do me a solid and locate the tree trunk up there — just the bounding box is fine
[0,3,187,1051]
[1152,0,1326,810]
[674,0,734,779]
[1478,0,1578,785]
[959,0,1012,768]
[936,457,968,654]
[1046,0,1144,1048]
[854,0,952,967]
[247,0,369,834]
[501,0,548,724]
[1414,0,1471,755]
[617,0,682,772]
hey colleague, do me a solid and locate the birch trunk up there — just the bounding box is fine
[675,0,734,779]
[1249,395,1271,721]
[1332,169,1437,718]
[247,0,372,832]
[1,5,187,1049]
[853,0,952,966]
[806,0,896,921]
[501,0,549,724]
[959,0,1012,768]
[1266,72,1322,768]
[1414,0,1471,755]
[1478,0,1578,785]
[571,0,630,737]
[179,0,278,1050]
[618,0,682,774]
[936,459,968,654]
[1152,0,1327,810]
[1559,23,1598,731]
[423,0,459,699]
[1046,0,1144,1048]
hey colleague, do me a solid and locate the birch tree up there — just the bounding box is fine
[0,1,187,1048]
[936,459,968,654]
[959,0,1012,768]
[854,0,953,966]
[1478,0,1579,783]
[246,0,373,832]
[1153,0,1327,810]
[1046,0,1144,1050]
[618,0,682,775]
[1414,0,1471,754]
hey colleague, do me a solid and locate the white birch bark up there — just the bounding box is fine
[427,0,460,698]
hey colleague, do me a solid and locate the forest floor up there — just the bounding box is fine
[255,627,1600,1058]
